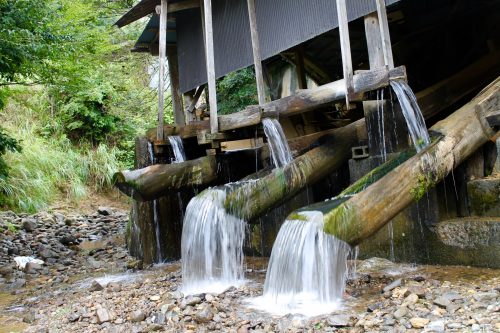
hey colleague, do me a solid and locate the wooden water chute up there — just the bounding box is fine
[290,78,500,246]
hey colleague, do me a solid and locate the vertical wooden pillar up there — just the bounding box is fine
[202,0,218,134]
[246,0,266,105]
[295,47,308,90]
[156,0,168,141]
[364,13,384,69]
[336,0,354,106]
[375,0,394,69]
[167,46,185,126]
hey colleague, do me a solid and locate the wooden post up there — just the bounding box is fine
[246,0,266,105]
[202,0,218,134]
[156,0,168,141]
[364,13,384,69]
[375,0,394,69]
[295,47,308,90]
[167,46,185,126]
[336,0,354,106]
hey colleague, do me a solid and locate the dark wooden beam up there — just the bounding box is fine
[115,0,199,28]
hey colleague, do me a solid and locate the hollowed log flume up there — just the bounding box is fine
[295,77,500,246]
[113,156,217,201]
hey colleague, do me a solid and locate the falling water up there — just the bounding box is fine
[390,80,431,152]
[147,142,163,263]
[249,211,351,316]
[262,118,293,168]
[168,136,186,163]
[181,189,246,294]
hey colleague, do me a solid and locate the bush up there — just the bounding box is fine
[0,127,21,179]
[217,67,258,115]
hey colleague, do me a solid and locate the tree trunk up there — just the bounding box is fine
[114,156,217,201]
[318,78,499,245]
[224,121,359,221]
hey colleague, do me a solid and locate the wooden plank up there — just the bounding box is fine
[364,13,384,69]
[156,0,168,141]
[336,0,354,106]
[167,46,185,126]
[486,111,500,128]
[295,47,308,90]
[246,0,266,105]
[221,138,264,152]
[375,0,395,69]
[202,0,218,134]
[218,105,262,131]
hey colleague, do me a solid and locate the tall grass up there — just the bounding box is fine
[0,89,123,213]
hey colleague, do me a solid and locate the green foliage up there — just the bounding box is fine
[217,67,258,115]
[0,0,163,212]
[6,222,17,233]
[0,127,21,179]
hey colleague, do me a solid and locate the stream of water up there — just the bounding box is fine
[147,142,163,263]
[249,211,351,316]
[390,80,431,152]
[181,189,246,294]
[168,136,186,163]
[262,118,293,168]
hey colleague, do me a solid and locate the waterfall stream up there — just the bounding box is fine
[168,136,186,163]
[181,189,246,294]
[390,80,431,152]
[262,118,293,168]
[147,142,163,263]
[249,211,351,316]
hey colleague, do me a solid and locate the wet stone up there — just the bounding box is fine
[327,314,351,327]
[383,278,402,292]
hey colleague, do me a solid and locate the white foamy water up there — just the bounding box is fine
[168,135,186,163]
[181,189,247,295]
[248,211,351,316]
[390,80,431,152]
[262,118,293,168]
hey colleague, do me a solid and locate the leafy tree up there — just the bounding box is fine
[0,128,21,179]
[217,67,258,115]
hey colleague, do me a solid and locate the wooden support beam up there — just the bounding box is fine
[246,0,266,105]
[156,0,168,141]
[375,0,395,69]
[295,47,308,90]
[202,0,218,134]
[336,0,354,105]
[167,46,185,126]
[364,13,385,69]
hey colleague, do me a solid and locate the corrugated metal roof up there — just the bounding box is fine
[132,15,177,52]
[176,0,400,92]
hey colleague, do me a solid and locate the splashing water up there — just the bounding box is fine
[249,211,351,316]
[181,189,246,294]
[390,80,430,152]
[147,142,163,263]
[262,118,293,168]
[168,136,186,163]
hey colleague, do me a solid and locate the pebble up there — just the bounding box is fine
[96,308,111,324]
[409,317,429,328]
[130,310,146,322]
[426,320,445,332]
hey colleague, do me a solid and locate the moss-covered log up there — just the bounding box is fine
[114,156,217,201]
[224,121,359,221]
[318,77,499,245]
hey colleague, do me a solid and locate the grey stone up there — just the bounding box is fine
[473,292,497,302]
[89,280,104,292]
[194,304,214,323]
[96,308,111,324]
[433,296,451,308]
[327,314,350,327]
[393,306,407,319]
[383,279,402,292]
[130,310,146,322]
[426,320,445,332]
[98,207,112,216]
[22,219,36,232]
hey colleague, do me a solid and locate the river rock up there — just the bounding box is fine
[130,310,146,322]
[426,320,445,332]
[194,304,214,323]
[410,317,429,328]
[98,207,112,216]
[393,306,407,319]
[96,308,111,324]
[383,278,402,292]
[22,219,36,232]
[433,296,451,308]
[89,280,104,292]
[327,314,350,327]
